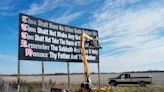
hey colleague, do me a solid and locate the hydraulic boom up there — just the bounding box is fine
[80,32,99,92]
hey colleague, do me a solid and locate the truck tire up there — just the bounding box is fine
[110,81,117,86]
[139,81,145,87]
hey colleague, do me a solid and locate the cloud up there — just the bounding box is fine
[0,0,18,16]
[0,0,14,10]
[88,0,164,54]
[82,0,164,72]
[51,12,82,24]
[23,0,64,15]
[100,45,164,72]
[23,0,93,15]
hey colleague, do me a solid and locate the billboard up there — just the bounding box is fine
[18,13,99,63]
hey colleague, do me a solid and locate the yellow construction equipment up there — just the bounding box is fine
[80,32,109,92]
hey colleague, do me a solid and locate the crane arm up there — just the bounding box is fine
[80,32,95,83]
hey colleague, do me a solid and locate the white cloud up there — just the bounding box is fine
[0,0,18,16]
[23,0,92,15]
[84,0,164,72]
[0,0,14,10]
[90,0,164,50]
[52,12,82,24]
[100,45,164,72]
[23,0,63,15]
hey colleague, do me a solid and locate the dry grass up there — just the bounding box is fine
[1,72,164,92]
[18,82,164,92]
[0,80,163,92]
[109,85,164,92]
[1,72,164,85]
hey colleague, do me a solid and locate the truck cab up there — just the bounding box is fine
[118,73,131,79]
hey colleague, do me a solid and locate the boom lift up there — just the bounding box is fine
[80,32,109,92]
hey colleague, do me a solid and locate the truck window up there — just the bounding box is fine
[121,75,125,79]
[125,74,130,78]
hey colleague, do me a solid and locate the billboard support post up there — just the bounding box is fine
[42,61,45,92]
[67,62,71,89]
[98,63,101,90]
[17,60,20,92]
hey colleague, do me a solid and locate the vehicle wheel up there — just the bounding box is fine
[139,81,145,87]
[110,81,117,86]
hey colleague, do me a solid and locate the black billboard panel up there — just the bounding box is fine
[18,13,99,63]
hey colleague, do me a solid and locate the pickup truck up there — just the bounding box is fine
[108,73,152,87]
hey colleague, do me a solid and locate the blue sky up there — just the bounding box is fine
[0,0,164,74]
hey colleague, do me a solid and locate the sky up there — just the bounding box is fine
[0,0,164,74]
